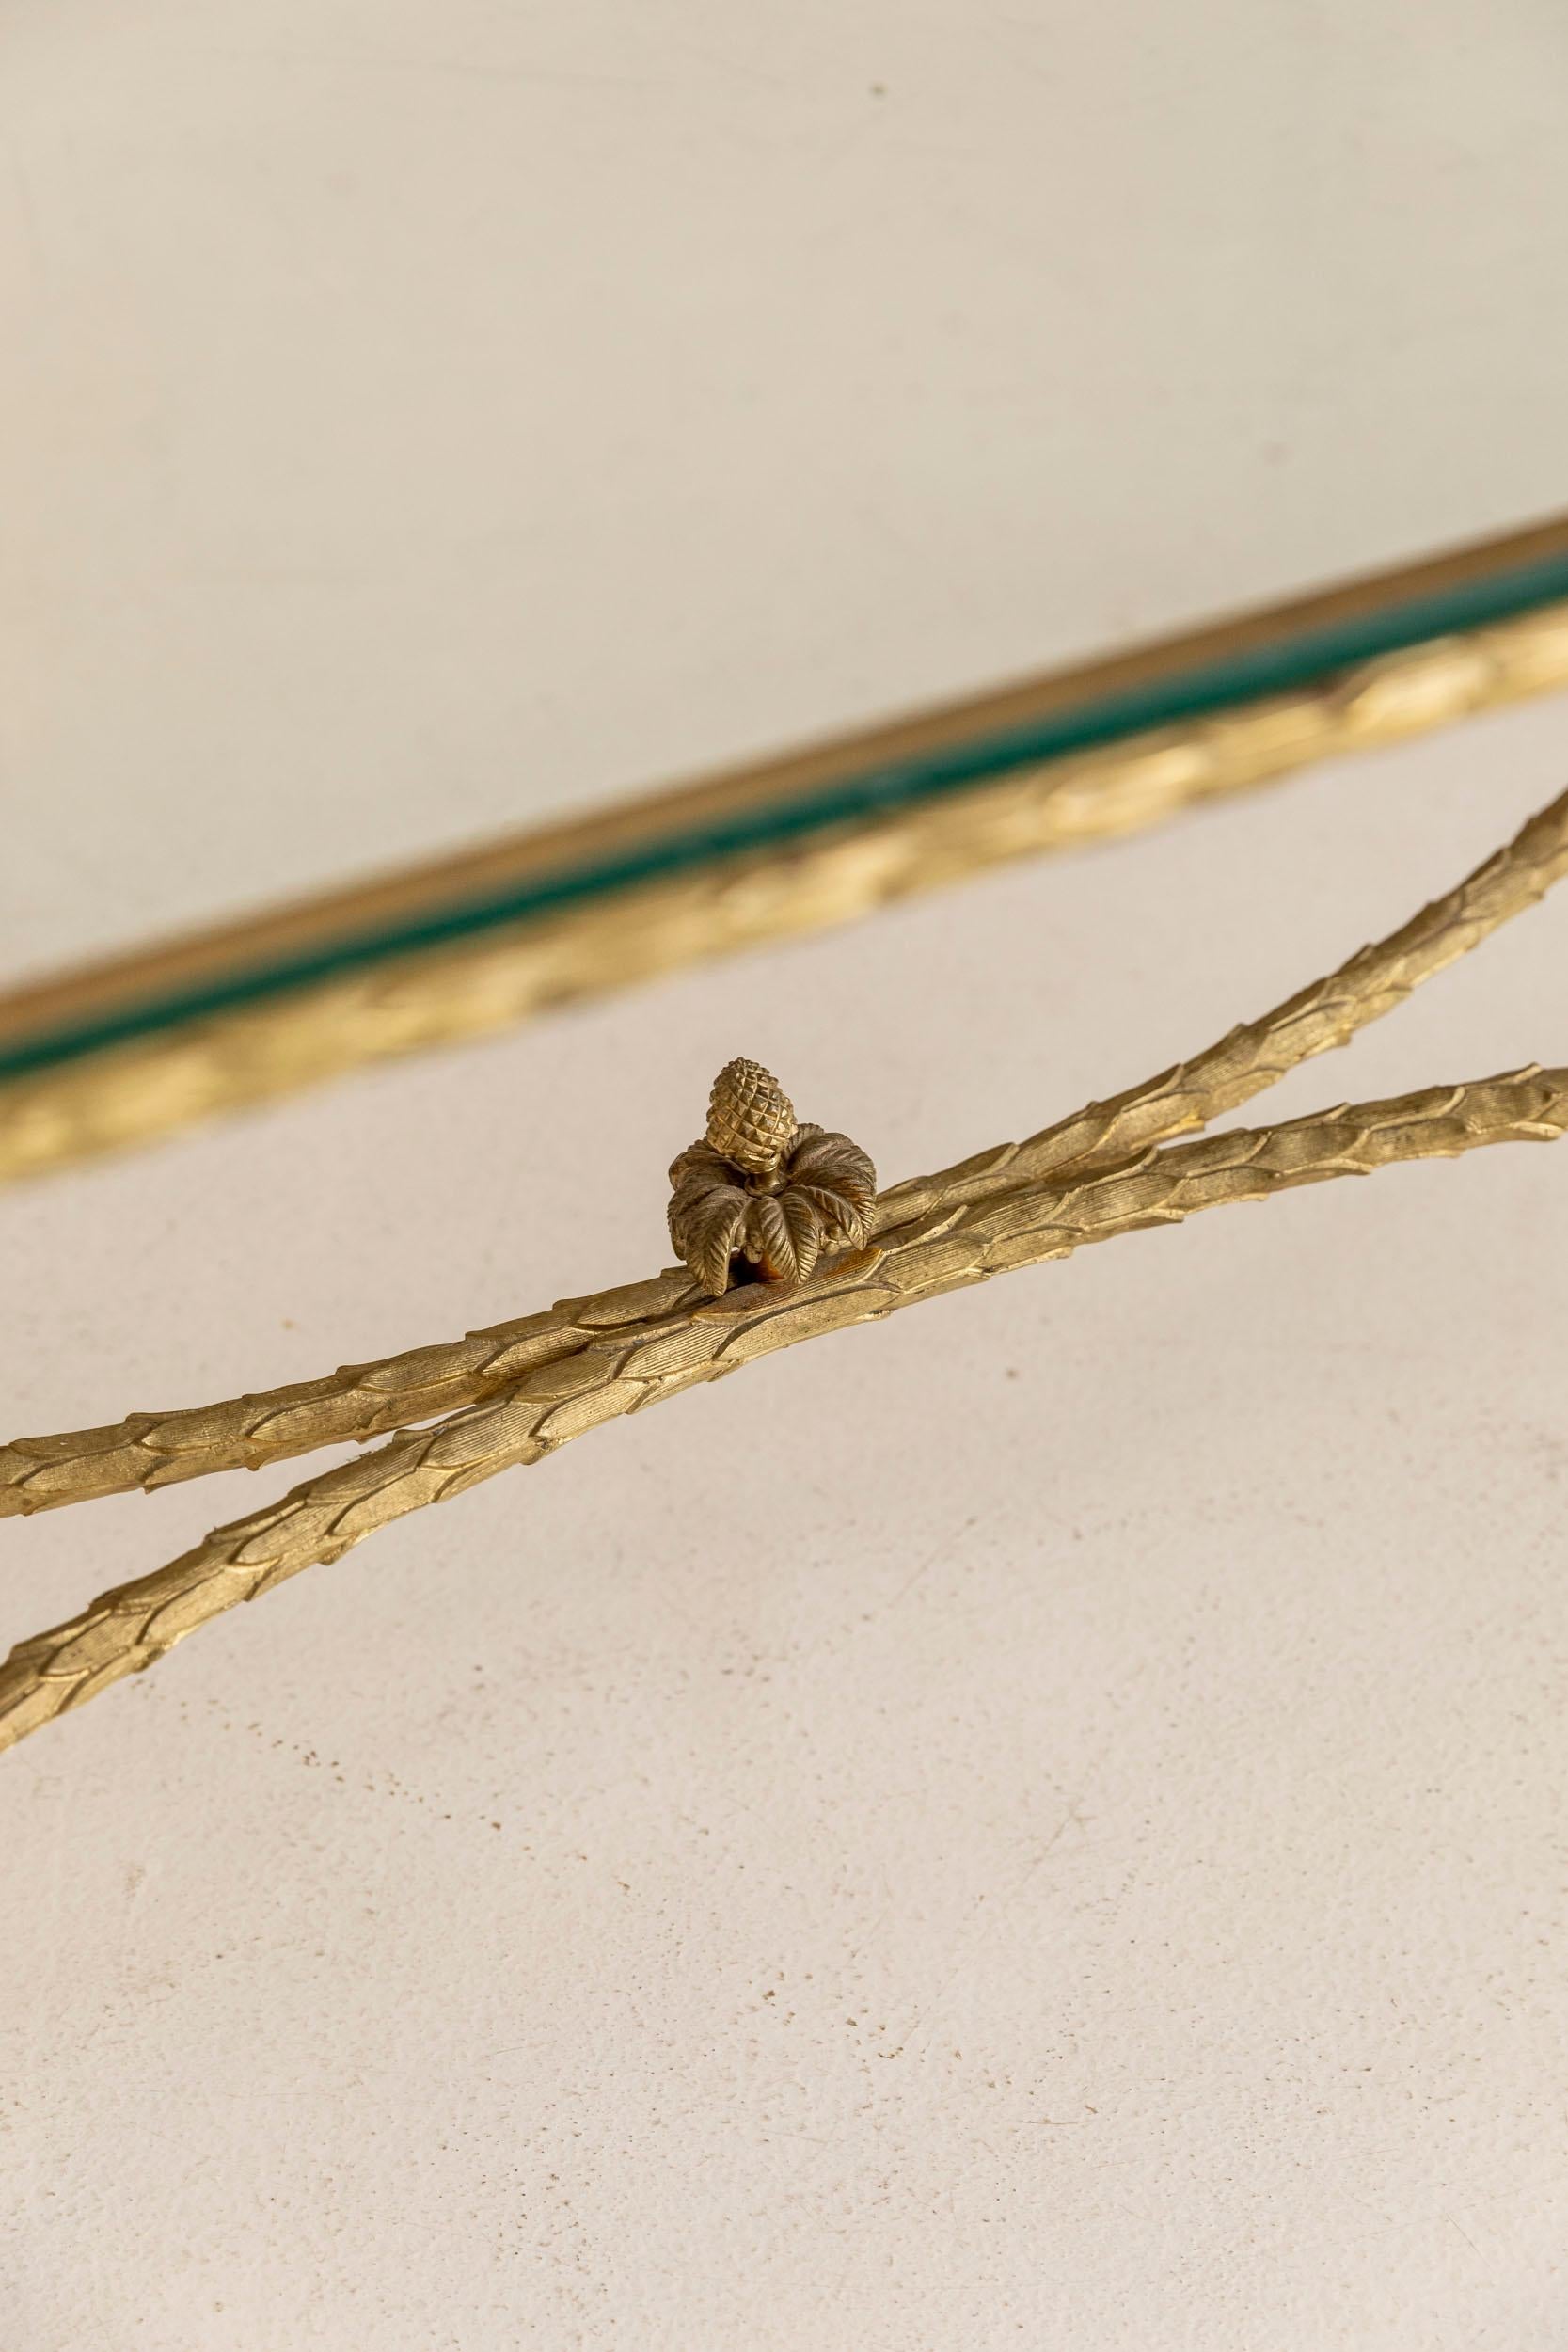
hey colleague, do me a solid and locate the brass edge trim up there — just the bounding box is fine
[4,595,1568,1184]
[7,508,1568,1059]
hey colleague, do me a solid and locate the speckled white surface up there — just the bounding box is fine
[5,6,1568,2346]
[4,700,1568,2348]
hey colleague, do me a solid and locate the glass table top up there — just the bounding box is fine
[5,0,1566,1017]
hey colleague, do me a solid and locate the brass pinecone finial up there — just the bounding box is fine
[670,1059,877,1296]
[705,1057,798,1175]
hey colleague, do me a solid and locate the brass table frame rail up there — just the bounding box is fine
[4,513,1568,1183]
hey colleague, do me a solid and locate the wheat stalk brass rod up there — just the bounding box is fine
[1,1066,1564,1754]
[6,781,1567,1518]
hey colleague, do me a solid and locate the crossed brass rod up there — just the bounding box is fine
[1,1065,1562,1753]
[6,781,1567,1519]
[4,776,1568,1750]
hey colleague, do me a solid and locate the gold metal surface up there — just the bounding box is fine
[669,1058,878,1292]
[6,779,1568,1518]
[3,582,1567,1186]
[11,511,1568,1062]
[2,1066,1562,1753]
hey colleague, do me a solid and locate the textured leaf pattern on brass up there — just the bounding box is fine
[3,783,1568,1752]
[1,1068,1564,1753]
[6,782,1567,1523]
[668,1058,878,1294]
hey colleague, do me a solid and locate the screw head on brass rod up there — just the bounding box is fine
[670,1059,877,1295]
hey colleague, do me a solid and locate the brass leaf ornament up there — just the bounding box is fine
[668,1058,878,1294]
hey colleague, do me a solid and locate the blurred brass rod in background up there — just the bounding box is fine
[3,514,1568,1185]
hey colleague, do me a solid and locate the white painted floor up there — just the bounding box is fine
[3,7,1567,2346]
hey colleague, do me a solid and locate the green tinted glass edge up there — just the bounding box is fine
[7,548,1568,1084]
